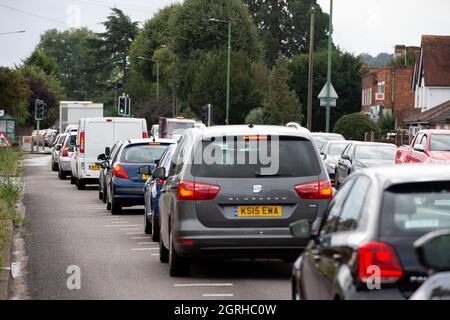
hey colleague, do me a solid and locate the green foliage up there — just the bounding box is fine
[244,0,329,66]
[189,50,262,124]
[334,113,379,141]
[0,67,30,126]
[135,97,174,127]
[388,51,416,68]
[265,53,302,125]
[19,65,66,127]
[289,48,363,131]
[359,52,393,67]
[100,8,139,85]
[245,107,266,124]
[23,49,60,77]
[378,112,396,131]
[170,0,262,60]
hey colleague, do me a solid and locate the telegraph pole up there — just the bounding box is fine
[307,7,315,131]
[325,0,334,133]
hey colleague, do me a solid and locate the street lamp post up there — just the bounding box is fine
[139,56,160,99]
[0,30,25,35]
[209,18,231,125]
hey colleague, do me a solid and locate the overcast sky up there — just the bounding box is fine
[1,0,450,67]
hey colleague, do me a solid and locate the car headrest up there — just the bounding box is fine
[395,195,417,216]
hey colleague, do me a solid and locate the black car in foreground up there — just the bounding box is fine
[291,164,450,300]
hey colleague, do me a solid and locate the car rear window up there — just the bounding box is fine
[66,135,76,146]
[120,143,170,163]
[355,145,397,160]
[380,182,450,237]
[430,135,450,152]
[191,136,321,178]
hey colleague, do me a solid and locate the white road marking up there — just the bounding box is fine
[105,225,140,227]
[137,242,156,245]
[132,237,150,240]
[126,232,144,235]
[131,248,157,251]
[111,221,129,224]
[151,254,159,256]
[174,283,234,287]
[202,294,234,297]
[121,228,139,231]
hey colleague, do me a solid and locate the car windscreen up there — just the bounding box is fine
[191,136,321,178]
[168,122,194,132]
[120,143,170,163]
[355,145,397,160]
[380,182,450,237]
[313,137,328,150]
[430,135,450,152]
[328,143,349,156]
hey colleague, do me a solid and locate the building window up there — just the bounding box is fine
[368,88,372,105]
[378,82,385,94]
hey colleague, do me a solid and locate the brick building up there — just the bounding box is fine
[361,45,420,127]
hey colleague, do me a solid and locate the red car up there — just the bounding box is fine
[396,130,450,164]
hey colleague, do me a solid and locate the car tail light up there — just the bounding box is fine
[157,179,166,186]
[80,132,85,154]
[358,242,404,284]
[177,239,194,245]
[177,181,220,201]
[295,180,333,200]
[113,164,129,179]
[63,146,69,157]
[142,132,148,139]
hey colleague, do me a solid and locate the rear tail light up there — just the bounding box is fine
[358,242,404,284]
[142,132,148,139]
[80,132,85,154]
[113,164,129,179]
[295,180,333,200]
[177,181,220,201]
[177,239,194,245]
[63,146,69,157]
[157,179,166,186]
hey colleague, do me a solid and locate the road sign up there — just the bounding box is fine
[0,131,11,147]
[318,82,338,108]
[375,92,385,104]
[0,110,4,117]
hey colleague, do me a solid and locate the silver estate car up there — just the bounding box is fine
[154,125,333,277]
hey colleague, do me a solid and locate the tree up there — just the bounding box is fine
[334,113,379,141]
[245,107,265,124]
[189,50,262,124]
[378,112,396,131]
[23,49,60,77]
[19,65,65,127]
[100,8,139,86]
[135,97,173,127]
[289,48,363,131]
[36,28,113,103]
[388,51,416,68]
[265,53,302,125]
[170,0,262,60]
[244,0,329,66]
[0,67,30,126]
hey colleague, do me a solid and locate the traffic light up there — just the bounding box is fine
[201,105,208,122]
[35,99,47,121]
[118,95,131,117]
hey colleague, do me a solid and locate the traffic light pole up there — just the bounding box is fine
[326,0,333,133]
[36,119,40,154]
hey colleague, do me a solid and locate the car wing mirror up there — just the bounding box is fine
[105,147,111,157]
[138,165,152,175]
[414,229,450,272]
[414,145,425,152]
[97,153,107,161]
[341,154,352,162]
[101,161,110,170]
[55,145,62,151]
[152,167,166,180]
[289,220,312,240]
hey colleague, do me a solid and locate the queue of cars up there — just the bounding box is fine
[48,118,450,299]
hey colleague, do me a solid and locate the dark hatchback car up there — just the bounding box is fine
[98,140,124,202]
[335,142,397,189]
[291,164,450,300]
[143,143,177,241]
[155,125,332,277]
[311,133,345,150]
[103,138,176,214]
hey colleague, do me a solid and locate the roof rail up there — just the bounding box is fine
[286,122,311,133]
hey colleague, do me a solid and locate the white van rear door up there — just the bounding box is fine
[85,120,114,164]
[113,119,143,141]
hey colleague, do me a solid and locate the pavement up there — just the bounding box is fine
[19,154,293,300]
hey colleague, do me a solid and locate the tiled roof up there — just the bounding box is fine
[404,100,450,124]
[421,35,450,86]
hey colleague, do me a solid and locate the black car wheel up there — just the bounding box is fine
[102,184,107,203]
[144,212,152,234]
[70,175,76,185]
[51,161,58,172]
[77,178,85,190]
[292,279,303,300]
[151,214,160,242]
[159,234,169,263]
[168,232,191,277]
[59,168,66,180]
[98,187,103,200]
[111,194,122,215]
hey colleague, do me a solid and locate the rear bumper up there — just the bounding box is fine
[59,158,71,172]
[113,179,145,206]
[174,228,308,259]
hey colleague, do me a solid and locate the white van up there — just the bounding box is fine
[74,117,148,190]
